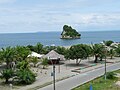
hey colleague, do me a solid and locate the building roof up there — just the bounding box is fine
[43,50,65,60]
[28,52,43,58]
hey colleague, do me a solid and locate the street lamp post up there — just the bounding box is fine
[58,57,60,73]
[50,58,56,90]
[104,55,107,80]
[104,46,107,80]
[53,64,55,90]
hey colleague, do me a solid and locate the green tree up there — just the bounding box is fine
[91,44,106,63]
[27,45,35,51]
[0,47,15,68]
[80,44,92,58]
[0,69,14,83]
[16,60,36,84]
[65,44,88,65]
[115,44,120,57]
[55,46,66,55]
[34,43,43,54]
[16,69,36,84]
[109,49,115,59]
[17,61,29,70]
[103,40,114,46]
[14,46,31,62]
[103,40,115,59]
[99,48,107,61]
[43,46,56,54]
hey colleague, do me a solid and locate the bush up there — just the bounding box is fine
[103,40,114,46]
[16,69,36,84]
[106,72,116,79]
[17,61,29,70]
[0,69,14,83]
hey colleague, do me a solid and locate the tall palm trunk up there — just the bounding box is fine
[100,57,103,61]
[76,59,81,65]
[94,54,98,63]
[6,61,9,69]
[110,54,113,59]
[76,59,79,65]
[5,78,9,83]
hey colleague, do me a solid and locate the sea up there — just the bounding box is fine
[0,31,120,48]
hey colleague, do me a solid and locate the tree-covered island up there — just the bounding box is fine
[61,25,81,39]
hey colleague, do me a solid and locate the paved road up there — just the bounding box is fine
[39,62,120,90]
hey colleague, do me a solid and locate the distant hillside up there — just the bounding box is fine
[61,25,81,39]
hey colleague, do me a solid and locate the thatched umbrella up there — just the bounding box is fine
[42,50,65,64]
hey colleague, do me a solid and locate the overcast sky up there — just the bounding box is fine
[0,0,120,33]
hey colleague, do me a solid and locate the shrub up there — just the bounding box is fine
[0,69,14,83]
[106,72,116,79]
[103,40,114,46]
[17,61,29,70]
[16,69,36,84]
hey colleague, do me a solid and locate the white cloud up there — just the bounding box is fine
[1,9,120,32]
[44,13,120,26]
[0,0,120,33]
[0,7,120,28]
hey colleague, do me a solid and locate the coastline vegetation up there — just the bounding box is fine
[0,40,120,86]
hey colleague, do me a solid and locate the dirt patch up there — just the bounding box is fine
[116,81,120,86]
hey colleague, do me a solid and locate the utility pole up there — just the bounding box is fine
[104,47,107,80]
[53,65,55,90]
[104,56,107,80]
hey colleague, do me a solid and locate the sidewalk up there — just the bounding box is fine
[40,62,120,90]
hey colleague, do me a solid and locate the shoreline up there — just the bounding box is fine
[0,42,120,49]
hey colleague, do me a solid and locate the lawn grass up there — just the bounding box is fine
[114,69,120,73]
[73,70,120,90]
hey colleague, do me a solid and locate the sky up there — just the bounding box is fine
[0,0,120,33]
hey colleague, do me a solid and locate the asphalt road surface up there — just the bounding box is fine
[39,62,120,90]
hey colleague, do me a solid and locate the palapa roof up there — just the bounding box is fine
[43,50,65,60]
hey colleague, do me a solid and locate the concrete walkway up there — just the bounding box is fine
[39,62,120,90]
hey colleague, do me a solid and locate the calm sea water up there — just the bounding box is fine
[0,31,120,48]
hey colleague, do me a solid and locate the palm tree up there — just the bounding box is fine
[103,40,114,47]
[16,69,36,84]
[91,44,105,63]
[43,46,56,54]
[55,46,66,55]
[99,47,107,61]
[0,47,15,69]
[0,69,14,83]
[115,44,120,57]
[16,60,36,84]
[34,43,43,54]
[109,49,115,59]
[14,46,31,62]
[103,40,115,59]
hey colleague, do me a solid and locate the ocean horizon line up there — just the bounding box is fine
[0,30,120,34]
